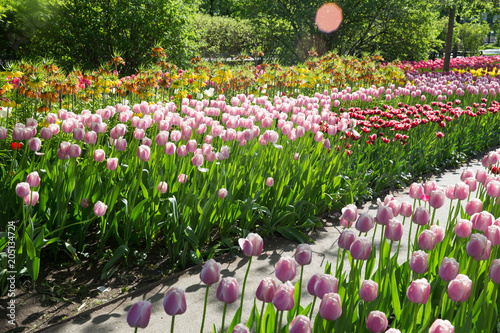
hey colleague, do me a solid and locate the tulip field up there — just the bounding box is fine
[1,52,500,332]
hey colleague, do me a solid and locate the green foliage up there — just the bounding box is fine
[192,14,255,59]
[454,22,490,54]
[18,0,200,74]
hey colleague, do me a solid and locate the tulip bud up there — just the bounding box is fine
[127,300,151,329]
[238,233,264,257]
[385,219,403,241]
[16,182,31,198]
[165,142,176,155]
[294,244,312,266]
[137,145,150,162]
[464,177,477,192]
[412,206,430,225]
[265,177,274,187]
[486,225,500,246]
[178,174,188,183]
[218,188,228,199]
[399,202,412,217]
[27,171,40,187]
[338,229,357,250]
[256,277,277,303]
[68,144,81,158]
[349,237,372,260]
[430,224,445,244]
[157,181,168,194]
[410,250,429,274]
[439,257,459,282]
[465,199,483,216]
[356,213,375,232]
[490,259,500,284]
[455,219,472,238]
[447,274,472,302]
[163,287,187,315]
[429,189,445,209]
[429,319,454,333]
[418,230,436,251]
[471,211,494,233]
[93,149,106,163]
[376,204,393,225]
[407,278,431,304]
[314,274,338,299]
[28,137,41,152]
[232,323,250,333]
[366,311,388,333]
[424,181,437,196]
[359,280,378,302]
[319,293,342,321]
[466,233,491,261]
[272,281,294,311]
[200,259,221,286]
[107,157,118,171]
[289,315,311,333]
[94,201,108,216]
[341,204,358,222]
[275,256,297,282]
[409,183,424,200]
[23,191,39,206]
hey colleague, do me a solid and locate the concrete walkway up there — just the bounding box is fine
[35,150,493,333]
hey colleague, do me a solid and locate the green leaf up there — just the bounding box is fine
[391,270,402,321]
[101,245,129,280]
[23,232,35,260]
[276,226,311,243]
[246,299,258,330]
[228,307,242,333]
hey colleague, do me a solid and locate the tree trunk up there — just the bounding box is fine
[443,5,456,72]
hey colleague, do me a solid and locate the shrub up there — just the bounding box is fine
[455,22,490,55]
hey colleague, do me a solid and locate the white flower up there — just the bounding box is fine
[0,107,12,118]
[204,87,215,97]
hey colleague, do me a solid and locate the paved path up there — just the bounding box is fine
[35,151,493,333]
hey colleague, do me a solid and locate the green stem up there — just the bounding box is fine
[275,310,280,333]
[134,327,138,333]
[278,310,284,333]
[171,315,175,333]
[297,265,304,315]
[486,284,498,333]
[309,296,317,320]
[257,301,265,333]
[238,256,252,321]
[221,303,227,333]
[200,285,210,333]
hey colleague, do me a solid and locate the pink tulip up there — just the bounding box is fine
[487,180,500,197]
[430,224,445,244]
[386,199,400,217]
[23,191,39,206]
[256,277,277,303]
[418,230,436,251]
[429,319,454,333]
[338,229,357,250]
[399,202,412,217]
[349,237,372,260]
[265,177,274,187]
[359,280,378,302]
[165,142,176,155]
[155,131,169,145]
[127,300,151,329]
[486,225,500,246]
[216,277,239,304]
[0,126,8,140]
[27,171,40,188]
[476,169,488,184]
[356,213,375,232]
[275,256,297,282]
[341,204,358,222]
[238,233,263,257]
[455,219,472,238]
[93,149,106,163]
[200,259,221,286]
[439,257,459,281]
[413,206,430,225]
[319,293,342,321]
[232,323,250,333]
[410,250,429,274]
[454,182,470,200]
[107,158,118,171]
[465,199,483,216]
[490,259,500,284]
[445,185,456,200]
[295,244,312,266]
[429,189,445,209]
[407,278,431,304]
[134,128,145,140]
[307,273,321,296]
[464,177,477,192]
[272,281,295,311]
[28,138,41,152]
[466,233,491,261]
[447,274,472,302]
[366,311,388,333]
[376,204,393,225]
[137,145,150,162]
[68,144,81,158]
[163,287,187,315]
[424,181,437,196]
[218,188,228,199]
[385,219,403,241]
[114,138,127,151]
[289,315,311,333]
[94,201,108,216]
[73,127,85,141]
[461,169,474,182]
[157,181,168,194]
[192,154,204,167]
[471,211,494,233]
[177,173,188,183]
[314,275,338,299]
[16,182,30,198]
[409,183,424,199]
[40,127,53,140]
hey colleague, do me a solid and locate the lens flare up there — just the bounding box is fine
[316,3,343,33]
